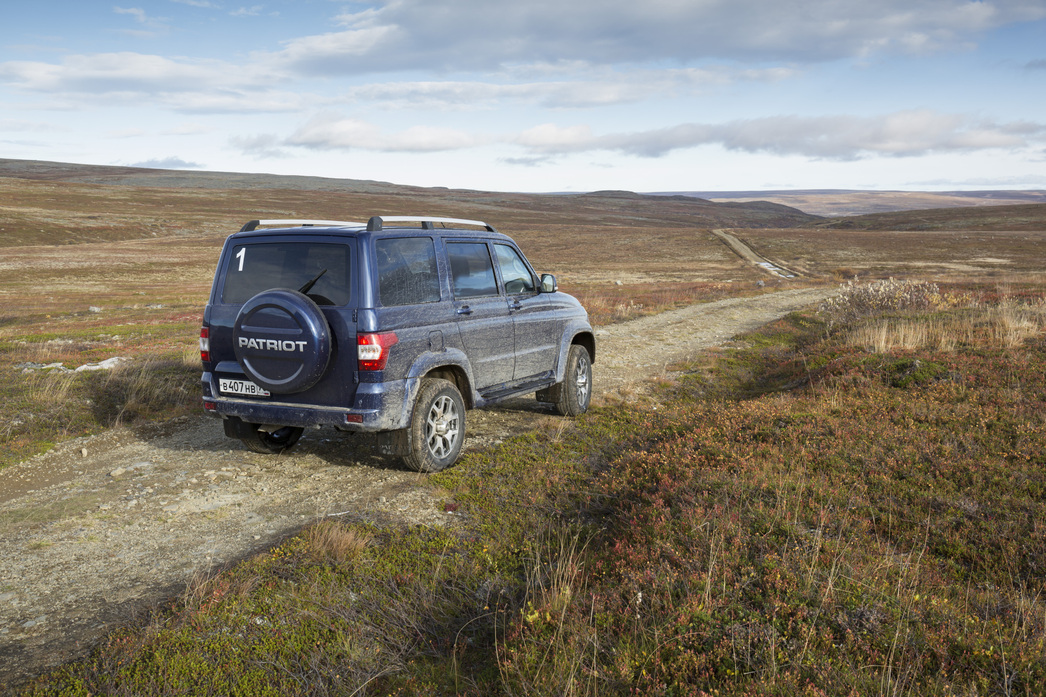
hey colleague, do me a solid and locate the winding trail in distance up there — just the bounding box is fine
[712,228,803,279]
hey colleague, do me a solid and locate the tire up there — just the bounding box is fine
[240,425,304,454]
[552,344,592,417]
[232,289,331,394]
[402,378,466,472]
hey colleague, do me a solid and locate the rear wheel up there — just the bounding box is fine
[402,378,466,472]
[240,425,304,454]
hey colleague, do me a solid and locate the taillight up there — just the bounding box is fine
[199,326,210,362]
[357,332,398,371]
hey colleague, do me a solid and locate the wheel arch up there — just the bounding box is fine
[423,364,473,409]
[552,326,596,384]
[405,348,476,409]
[572,330,596,365]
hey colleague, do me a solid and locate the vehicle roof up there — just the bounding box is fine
[230,217,514,243]
[231,226,514,241]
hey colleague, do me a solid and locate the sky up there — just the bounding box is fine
[1,0,1045,193]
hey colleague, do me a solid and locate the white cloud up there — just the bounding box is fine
[266,0,1046,76]
[285,112,485,152]
[108,128,148,138]
[230,6,265,18]
[256,109,1045,162]
[129,156,204,169]
[113,7,148,24]
[0,52,309,113]
[162,122,212,136]
[0,119,61,132]
[230,134,291,159]
[338,66,798,110]
[0,53,244,93]
[512,111,1046,160]
[113,6,169,32]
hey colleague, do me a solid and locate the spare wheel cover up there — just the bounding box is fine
[233,289,332,394]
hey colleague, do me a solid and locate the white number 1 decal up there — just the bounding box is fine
[236,247,246,271]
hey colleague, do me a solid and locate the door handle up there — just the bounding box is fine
[509,300,523,311]
[456,306,473,315]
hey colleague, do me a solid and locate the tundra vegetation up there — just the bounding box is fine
[19,276,1046,696]
[2,168,1045,694]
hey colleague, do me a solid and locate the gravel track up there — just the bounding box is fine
[0,286,831,690]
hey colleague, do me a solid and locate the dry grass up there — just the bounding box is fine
[498,530,594,697]
[848,300,1046,352]
[0,351,200,468]
[304,521,373,564]
[820,278,1046,352]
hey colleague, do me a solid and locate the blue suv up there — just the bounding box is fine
[200,216,595,471]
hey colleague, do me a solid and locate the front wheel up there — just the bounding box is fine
[552,345,592,417]
[402,378,466,472]
[240,425,304,454]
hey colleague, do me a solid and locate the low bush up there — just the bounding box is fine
[818,278,970,329]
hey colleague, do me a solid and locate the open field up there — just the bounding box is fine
[729,227,1046,283]
[699,189,1046,217]
[1,160,1045,694]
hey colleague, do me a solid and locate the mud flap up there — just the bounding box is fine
[223,416,257,439]
[376,429,409,457]
[536,384,560,403]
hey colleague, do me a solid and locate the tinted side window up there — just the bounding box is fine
[494,244,536,294]
[447,242,498,298]
[376,237,440,306]
[222,242,351,306]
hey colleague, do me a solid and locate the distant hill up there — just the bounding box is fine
[807,202,1046,232]
[657,189,1046,217]
[0,158,412,195]
[0,159,820,248]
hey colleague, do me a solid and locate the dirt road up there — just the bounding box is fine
[712,229,802,279]
[0,286,831,689]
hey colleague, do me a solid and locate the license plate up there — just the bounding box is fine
[219,378,270,397]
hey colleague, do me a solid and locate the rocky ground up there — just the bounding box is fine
[0,286,831,691]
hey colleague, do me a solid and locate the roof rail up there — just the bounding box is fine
[365,216,496,232]
[240,219,365,232]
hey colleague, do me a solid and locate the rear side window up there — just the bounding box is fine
[447,242,498,298]
[376,237,440,306]
[221,242,351,306]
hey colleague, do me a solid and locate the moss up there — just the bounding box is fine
[885,357,950,388]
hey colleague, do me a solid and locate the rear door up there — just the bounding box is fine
[210,235,358,406]
[446,240,515,390]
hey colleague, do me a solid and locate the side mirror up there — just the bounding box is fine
[540,273,558,293]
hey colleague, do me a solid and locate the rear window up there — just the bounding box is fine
[221,242,351,306]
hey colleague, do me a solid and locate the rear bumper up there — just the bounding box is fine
[201,371,418,432]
